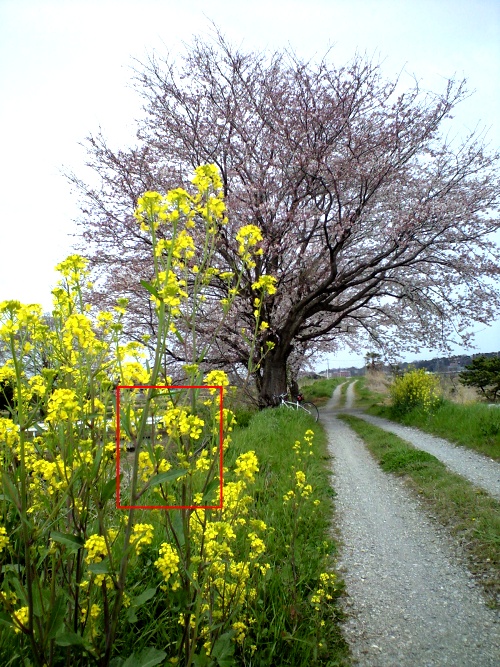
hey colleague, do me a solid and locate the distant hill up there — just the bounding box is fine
[315,351,500,376]
[397,351,500,374]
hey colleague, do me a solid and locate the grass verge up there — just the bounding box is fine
[231,408,350,666]
[354,377,500,461]
[301,378,346,407]
[338,413,500,607]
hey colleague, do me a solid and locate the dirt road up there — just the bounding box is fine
[321,389,500,666]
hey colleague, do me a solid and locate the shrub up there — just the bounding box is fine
[390,368,441,415]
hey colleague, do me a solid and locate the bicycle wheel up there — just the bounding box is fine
[300,401,319,422]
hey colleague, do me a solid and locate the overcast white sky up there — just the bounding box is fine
[0,0,499,369]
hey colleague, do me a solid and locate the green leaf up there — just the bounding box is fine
[50,531,84,553]
[47,595,66,639]
[0,611,15,629]
[91,442,104,477]
[192,648,210,667]
[1,472,20,509]
[202,478,220,503]
[173,328,184,344]
[87,560,109,574]
[147,469,187,488]
[170,511,185,547]
[32,585,47,618]
[10,578,27,605]
[101,477,117,503]
[131,587,156,607]
[125,607,138,623]
[55,629,86,647]
[122,647,167,667]
[140,280,160,299]
[212,632,235,666]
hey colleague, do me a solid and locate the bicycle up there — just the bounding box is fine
[273,392,319,422]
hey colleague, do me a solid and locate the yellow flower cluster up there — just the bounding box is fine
[0,301,43,341]
[310,572,337,611]
[182,449,268,646]
[0,526,9,553]
[162,407,204,440]
[131,523,154,554]
[304,429,314,443]
[28,374,47,399]
[84,534,107,564]
[232,620,247,644]
[235,225,263,267]
[251,275,277,295]
[46,388,81,423]
[203,370,230,395]
[390,369,441,414]
[191,163,223,193]
[150,270,188,312]
[155,542,181,590]
[221,480,253,524]
[0,165,274,659]
[195,449,211,472]
[134,165,226,237]
[292,428,315,461]
[247,532,266,560]
[0,417,20,448]
[283,470,313,502]
[138,450,171,482]
[63,313,97,350]
[30,457,67,498]
[90,604,101,620]
[191,164,227,230]
[0,360,16,383]
[55,254,89,279]
[0,590,17,612]
[13,605,29,634]
[234,451,259,483]
[155,229,195,262]
[134,191,170,230]
[120,361,150,385]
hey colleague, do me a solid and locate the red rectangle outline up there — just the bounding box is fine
[115,385,224,510]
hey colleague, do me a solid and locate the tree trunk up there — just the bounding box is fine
[258,351,289,408]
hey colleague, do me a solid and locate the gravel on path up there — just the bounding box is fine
[329,382,346,408]
[322,408,500,666]
[345,379,357,409]
[343,407,500,501]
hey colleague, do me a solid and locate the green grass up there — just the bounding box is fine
[351,376,386,409]
[382,401,500,461]
[0,408,350,666]
[301,378,346,407]
[354,377,500,461]
[339,413,500,607]
[231,408,350,666]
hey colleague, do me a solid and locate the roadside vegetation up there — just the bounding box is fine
[230,408,349,666]
[0,171,348,666]
[354,375,500,461]
[300,378,345,407]
[338,414,500,607]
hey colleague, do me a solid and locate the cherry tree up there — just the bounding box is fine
[70,33,500,405]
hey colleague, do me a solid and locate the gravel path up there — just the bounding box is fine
[321,406,500,666]
[340,382,500,500]
[329,381,347,408]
